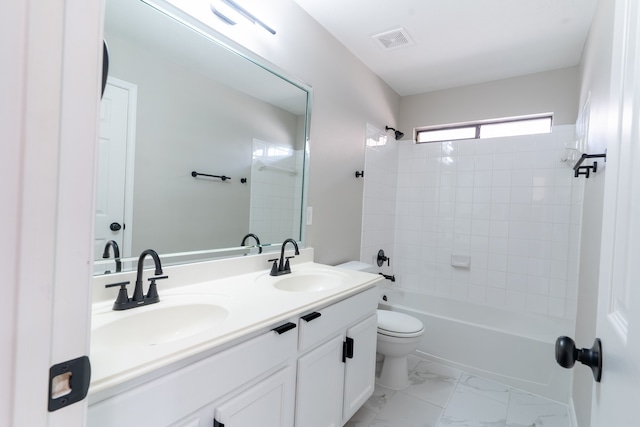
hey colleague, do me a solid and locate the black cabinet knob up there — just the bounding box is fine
[110,222,122,231]
[555,336,602,382]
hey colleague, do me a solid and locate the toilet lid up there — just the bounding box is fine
[377,309,424,335]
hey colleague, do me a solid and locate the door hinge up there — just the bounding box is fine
[342,337,354,363]
[48,356,91,412]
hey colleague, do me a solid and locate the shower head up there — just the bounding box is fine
[385,126,404,141]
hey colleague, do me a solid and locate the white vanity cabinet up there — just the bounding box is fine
[294,287,378,426]
[88,321,298,427]
[87,285,379,427]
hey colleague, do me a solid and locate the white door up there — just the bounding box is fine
[95,79,137,267]
[591,0,640,424]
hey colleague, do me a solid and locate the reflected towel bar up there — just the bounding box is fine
[192,171,231,181]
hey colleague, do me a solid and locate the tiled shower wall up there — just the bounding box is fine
[361,125,583,319]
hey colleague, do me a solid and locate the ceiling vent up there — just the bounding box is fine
[372,27,414,51]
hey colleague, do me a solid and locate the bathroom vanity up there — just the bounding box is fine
[88,250,380,427]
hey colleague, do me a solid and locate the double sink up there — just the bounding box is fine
[89,265,363,394]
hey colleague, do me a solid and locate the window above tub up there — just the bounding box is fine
[415,113,553,144]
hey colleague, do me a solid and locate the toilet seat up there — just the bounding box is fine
[377,309,424,338]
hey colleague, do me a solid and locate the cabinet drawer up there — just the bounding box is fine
[88,323,297,427]
[297,286,377,353]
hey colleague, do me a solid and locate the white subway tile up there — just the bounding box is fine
[455,202,473,219]
[470,267,488,285]
[475,154,494,170]
[492,170,513,187]
[486,287,507,307]
[473,187,492,203]
[490,237,509,255]
[512,168,533,186]
[509,221,530,239]
[469,285,487,303]
[510,204,531,222]
[472,203,492,220]
[506,290,527,311]
[493,152,513,170]
[475,139,494,154]
[532,168,556,187]
[492,187,512,203]
[507,255,529,275]
[490,220,510,237]
[526,293,549,315]
[511,186,532,204]
[472,219,491,236]
[473,170,493,186]
[457,170,475,187]
[491,204,511,220]
[487,270,507,288]
[506,273,528,292]
[470,235,490,252]
[488,253,508,272]
[548,298,566,317]
[456,187,474,203]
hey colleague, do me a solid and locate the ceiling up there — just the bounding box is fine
[293,0,598,96]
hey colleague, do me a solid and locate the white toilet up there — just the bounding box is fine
[336,261,425,390]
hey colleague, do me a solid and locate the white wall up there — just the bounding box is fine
[572,0,618,425]
[399,67,580,134]
[192,0,401,265]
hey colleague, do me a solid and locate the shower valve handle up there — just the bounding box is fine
[377,249,390,267]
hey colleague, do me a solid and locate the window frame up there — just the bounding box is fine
[414,113,553,144]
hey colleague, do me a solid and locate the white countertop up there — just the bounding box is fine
[89,260,381,396]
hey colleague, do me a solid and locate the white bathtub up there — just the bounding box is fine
[378,288,574,403]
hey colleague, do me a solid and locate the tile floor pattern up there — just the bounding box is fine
[346,355,569,427]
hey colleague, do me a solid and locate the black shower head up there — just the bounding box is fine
[385,126,404,141]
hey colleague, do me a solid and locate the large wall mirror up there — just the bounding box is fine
[95,0,310,274]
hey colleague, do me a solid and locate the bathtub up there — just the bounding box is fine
[378,288,574,403]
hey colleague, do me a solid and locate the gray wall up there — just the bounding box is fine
[399,67,580,135]
[202,0,401,265]
[573,0,617,425]
[106,35,302,254]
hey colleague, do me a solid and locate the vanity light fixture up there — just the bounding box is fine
[385,126,405,141]
[210,0,276,35]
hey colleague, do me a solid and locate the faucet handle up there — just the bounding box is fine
[284,256,295,272]
[268,258,279,276]
[105,281,131,306]
[146,275,168,301]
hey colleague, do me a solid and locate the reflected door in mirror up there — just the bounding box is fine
[95,80,136,266]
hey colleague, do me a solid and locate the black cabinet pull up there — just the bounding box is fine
[272,322,297,335]
[213,419,224,427]
[301,312,322,322]
[345,337,354,359]
[342,337,354,363]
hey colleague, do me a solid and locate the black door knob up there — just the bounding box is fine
[555,336,602,382]
[110,222,122,231]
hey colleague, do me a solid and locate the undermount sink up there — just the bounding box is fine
[270,270,348,292]
[91,297,229,352]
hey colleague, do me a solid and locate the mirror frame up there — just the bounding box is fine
[96,0,312,274]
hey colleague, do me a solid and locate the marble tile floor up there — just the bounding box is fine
[346,354,569,427]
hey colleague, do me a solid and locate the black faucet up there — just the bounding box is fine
[269,238,300,276]
[105,248,168,310]
[102,240,122,273]
[241,233,262,254]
